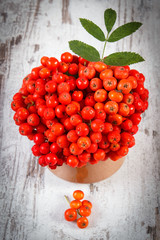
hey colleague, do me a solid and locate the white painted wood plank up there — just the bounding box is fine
[0,0,160,239]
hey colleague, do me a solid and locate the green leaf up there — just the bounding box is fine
[80,18,105,41]
[104,8,117,33]
[103,52,145,66]
[108,22,142,42]
[69,40,100,62]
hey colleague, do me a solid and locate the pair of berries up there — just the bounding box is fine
[11,51,149,168]
[64,190,92,229]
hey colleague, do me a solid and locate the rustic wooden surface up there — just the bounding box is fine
[0,0,160,239]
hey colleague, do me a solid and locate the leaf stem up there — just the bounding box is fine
[101,33,109,60]
[101,41,107,60]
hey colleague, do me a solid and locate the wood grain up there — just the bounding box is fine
[0,0,160,239]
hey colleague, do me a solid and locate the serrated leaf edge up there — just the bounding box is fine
[69,40,100,62]
[103,51,145,66]
[104,8,117,33]
[79,18,106,41]
[108,22,142,42]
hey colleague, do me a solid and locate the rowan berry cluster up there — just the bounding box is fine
[64,190,92,229]
[11,52,149,168]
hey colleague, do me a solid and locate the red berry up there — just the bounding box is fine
[59,92,71,105]
[77,137,91,150]
[90,132,102,143]
[68,63,78,75]
[70,114,82,126]
[91,119,104,132]
[61,52,73,63]
[46,57,59,70]
[40,142,50,154]
[66,76,76,91]
[39,68,50,79]
[93,149,106,161]
[129,113,141,125]
[57,135,69,148]
[76,123,89,137]
[78,152,91,163]
[64,208,77,221]
[45,153,58,165]
[116,145,129,156]
[33,133,45,145]
[103,122,113,134]
[90,78,102,91]
[43,108,55,120]
[45,81,57,93]
[100,69,113,80]
[103,77,117,91]
[69,143,83,155]
[51,123,64,136]
[19,123,33,136]
[57,82,70,94]
[32,144,41,156]
[107,131,121,143]
[79,205,91,217]
[17,107,29,121]
[86,143,98,153]
[38,155,47,167]
[55,105,66,118]
[114,66,129,79]
[27,114,40,126]
[98,135,110,149]
[67,130,79,142]
[121,119,133,131]
[72,91,83,102]
[66,103,78,116]
[76,76,89,90]
[81,106,95,120]
[52,72,65,83]
[11,100,25,111]
[67,155,79,168]
[94,89,107,102]
[50,142,61,153]
[41,56,49,67]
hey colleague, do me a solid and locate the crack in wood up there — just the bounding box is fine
[89,183,98,193]
[1,12,8,23]
[141,221,145,226]
[24,0,41,39]
[130,6,134,51]
[0,73,3,96]
[7,34,22,47]
[22,155,45,191]
[144,128,149,136]
[153,130,158,138]
[2,157,19,240]
[106,231,110,240]
[34,44,40,52]
[0,43,6,65]
[62,0,72,24]
[15,35,22,45]
[147,225,156,239]
[146,207,160,239]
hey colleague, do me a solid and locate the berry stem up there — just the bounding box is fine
[64,195,70,205]
[77,209,82,217]
[64,195,82,217]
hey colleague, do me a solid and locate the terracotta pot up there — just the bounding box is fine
[47,157,125,183]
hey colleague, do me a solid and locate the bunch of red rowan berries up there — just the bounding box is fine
[11,51,149,168]
[64,190,92,229]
